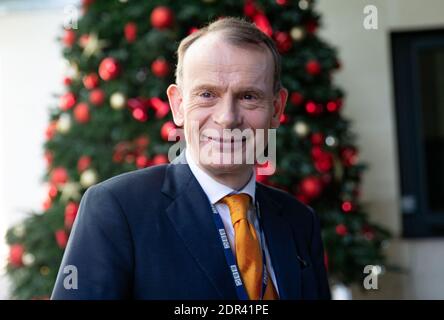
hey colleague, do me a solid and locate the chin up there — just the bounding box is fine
[205,161,247,174]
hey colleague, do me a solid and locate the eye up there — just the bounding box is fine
[199,91,214,99]
[241,93,257,100]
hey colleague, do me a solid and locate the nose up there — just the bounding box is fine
[213,95,241,129]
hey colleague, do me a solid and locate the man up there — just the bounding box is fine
[52,17,330,300]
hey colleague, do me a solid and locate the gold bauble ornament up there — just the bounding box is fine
[40,266,50,276]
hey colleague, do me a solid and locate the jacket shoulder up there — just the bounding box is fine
[94,164,169,197]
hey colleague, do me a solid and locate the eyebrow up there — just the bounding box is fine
[190,84,266,97]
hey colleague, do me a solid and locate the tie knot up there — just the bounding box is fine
[220,193,251,225]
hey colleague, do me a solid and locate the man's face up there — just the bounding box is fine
[167,33,287,176]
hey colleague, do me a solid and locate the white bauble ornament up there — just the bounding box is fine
[110,92,126,110]
[57,113,72,134]
[80,169,98,187]
[293,121,310,137]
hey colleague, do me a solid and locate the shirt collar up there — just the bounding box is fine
[185,148,256,205]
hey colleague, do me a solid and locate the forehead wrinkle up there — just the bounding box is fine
[189,63,270,91]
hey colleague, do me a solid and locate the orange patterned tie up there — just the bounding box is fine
[220,193,278,300]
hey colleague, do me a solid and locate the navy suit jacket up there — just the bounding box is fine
[51,150,331,300]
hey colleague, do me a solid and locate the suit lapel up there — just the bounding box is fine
[161,150,237,299]
[256,183,302,300]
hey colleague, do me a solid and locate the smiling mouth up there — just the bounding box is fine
[202,136,247,143]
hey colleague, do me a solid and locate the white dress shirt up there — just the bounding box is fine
[185,148,279,295]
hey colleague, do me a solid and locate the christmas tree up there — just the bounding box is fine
[6,0,391,299]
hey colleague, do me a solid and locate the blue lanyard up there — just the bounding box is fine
[210,199,268,300]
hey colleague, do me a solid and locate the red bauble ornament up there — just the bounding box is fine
[132,108,148,122]
[326,100,339,113]
[290,92,304,106]
[305,101,323,116]
[48,184,58,198]
[63,29,76,47]
[51,167,68,185]
[161,121,177,141]
[274,31,292,53]
[82,73,99,90]
[43,197,52,210]
[152,154,169,165]
[312,145,333,173]
[313,151,333,173]
[45,121,57,140]
[150,6,174,30]
[305,101,316,114]
[9,244,24,267]
[136,155,150,168]
[253,13,273,37]
[89,89,105,106]
[335,224,348,236]
[244,0,257,17]
[82,0,94,7]
[65,202,79,229]
[151,59,170,77]
[63,77,72,86]
[279,113,289,124]
[150,97,170,119]
[112,145,125,162]
[74,103,90,123]
[44,151,54,167]
[188,27,199,34]
[311,132,324,145]
[306,59,321,75]
[305,19,319,34]
[59,92,76,111]
[98,57,121,81]
[77,155,91,172]
[55,230,68,248]
[276,0,288,5]
[311,146,323,158]
[124,22,137,43]
[341,201,354,213]
[299,176,323,199]
[341,147,358,167]
[127,97,145,110]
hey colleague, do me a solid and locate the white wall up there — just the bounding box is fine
[317,0,444,299]
[0,9,65,299]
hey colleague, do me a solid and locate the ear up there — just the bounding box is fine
[166,84,184,127]
[270,87,288,129]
